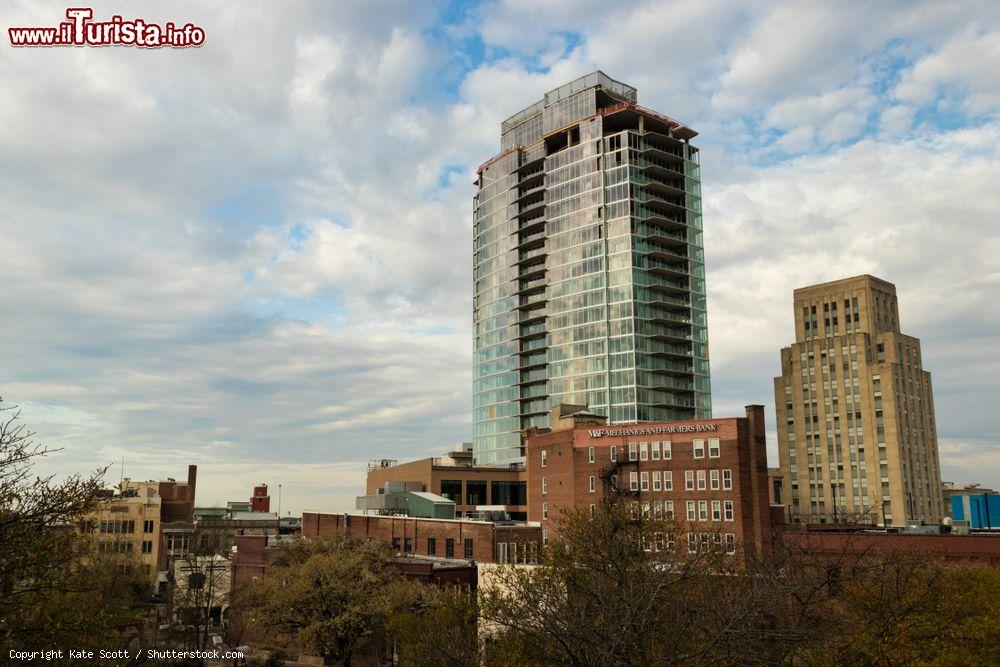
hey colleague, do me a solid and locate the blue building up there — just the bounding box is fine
[951,493,1000,530]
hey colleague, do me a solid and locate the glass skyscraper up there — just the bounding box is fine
[473,72,712,464]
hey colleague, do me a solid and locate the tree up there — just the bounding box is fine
[388,586,482,667]
[241,532,422,666]
[478,497,759,666]
[0,397,145,652]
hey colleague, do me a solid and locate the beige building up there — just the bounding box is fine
[88,480,163,582]
[774,275,943,526]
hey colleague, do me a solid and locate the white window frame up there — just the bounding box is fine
[697,469,706,491]
[712,500,721,521]
[665,500,674,520]
[708,437,721,458]
[542,502,548,520]
[698,500,708,521]
[664,470,673,492]
[652,470,661,491]
[723,469,733,490]
[663,440,672,460]
[725,533,736,553]
[630,471,639,491]
[685,470,694,491]
[710,469,720,491]
[640,442,649,461]
[610,445,617,462]
[651,441,660,460]
[629,442,638,461]
[653,500,662,519]
[541,449,547,468]
[589,475,596,493]
[724,500,734,522]
[588,446,595,463]
[688,532,697,553]
[543,530,548,546]
[541,476,547,495]
[693,439,705,459]
[640,471,649,491]
[686,501,696,521]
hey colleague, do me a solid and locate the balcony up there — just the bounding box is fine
[518,245,547,264]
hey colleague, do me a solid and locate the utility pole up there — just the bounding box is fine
[278,484,282,517]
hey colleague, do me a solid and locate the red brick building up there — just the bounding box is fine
[230,534,481,591]
[301,512,541,565]
[524,405,772,556]
[777,526,1000,567]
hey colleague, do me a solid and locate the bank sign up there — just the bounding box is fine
[587,423,719,438]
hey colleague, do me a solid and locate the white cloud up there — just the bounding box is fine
[2,0,1000,515]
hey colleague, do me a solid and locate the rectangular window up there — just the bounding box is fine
[723,469,733,490]
[710,469,720,491]
[543,530,548,546]
[392,538,401,551]
[610,445,617,461]
[588,446,595,463]
[693,439,705,458]
[697,470,706,490]
[541,449,547,468]
[699,500,708,521]
[685,470,694,491]
[143,520,154,534]
[466,480,487,505]
[664,470,673,491]
[724,500,734,522]
[651,441,660,460]
[640,442,649,461]
[428,538,436,555]
[712,500,721,521]
[440,480,462,503]
[688,532,697,553]
[663,441,672,460]
[542,476,547,495]
[708,438,720,458]
[686,501,696,521]
[652,471,661,491]
[142,540,153,554]
[404,537,413,553]
[653,500,662,519]
[589,475,596,493]
[665,501,674,520]
[640,472,649,491]
[725,533,736,553]
[629,442,638,461]
[590,504,596,517]
[464,539,473,559]
[542,502,548,520]
[446,539,455,558]
[630,471,639,491]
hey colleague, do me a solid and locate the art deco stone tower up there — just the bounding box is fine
[774,275,943,526]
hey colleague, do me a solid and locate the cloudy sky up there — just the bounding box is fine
[2,0,998,514]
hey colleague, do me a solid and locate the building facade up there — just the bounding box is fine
[523,405,772,557]
[473,71,712,464]
[301,513,542,565]
[774,275,943,527]
[366,445,527,519]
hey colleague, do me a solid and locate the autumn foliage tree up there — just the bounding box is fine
[0,397,146,653]
[241,533,423,666]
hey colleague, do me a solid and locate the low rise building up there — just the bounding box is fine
[302,512,541,564]
[944,483,999,530]
[367,444,527,519]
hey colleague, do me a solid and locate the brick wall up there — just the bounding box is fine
[302,512,540,563]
